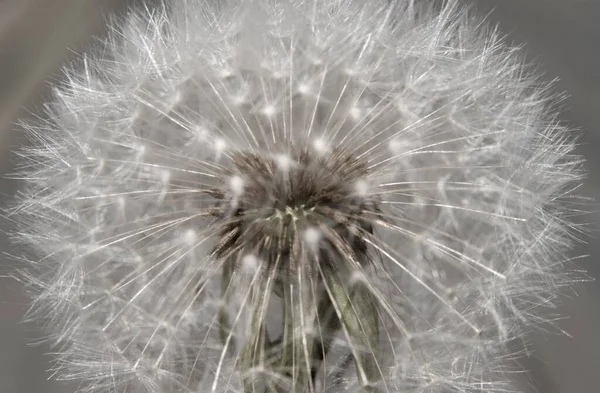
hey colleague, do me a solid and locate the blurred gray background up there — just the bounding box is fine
[0,1,598,392]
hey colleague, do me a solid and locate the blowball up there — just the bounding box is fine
[11,1,584,393]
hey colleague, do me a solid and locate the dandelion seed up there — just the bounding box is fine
[9,1,585,393]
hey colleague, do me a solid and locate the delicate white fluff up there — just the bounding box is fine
[10,1,584,393]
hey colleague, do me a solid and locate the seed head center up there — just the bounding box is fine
[210,148,380,272]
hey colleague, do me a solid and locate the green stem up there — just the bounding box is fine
[324,271,382,392]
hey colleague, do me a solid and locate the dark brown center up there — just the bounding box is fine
[209,148,381,277]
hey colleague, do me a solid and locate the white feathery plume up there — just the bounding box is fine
[8,1,585,392]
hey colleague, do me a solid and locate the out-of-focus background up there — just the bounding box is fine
[0,1,598,392]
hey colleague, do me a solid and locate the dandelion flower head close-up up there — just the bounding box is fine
[8,0,585,392]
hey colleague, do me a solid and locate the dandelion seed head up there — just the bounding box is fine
[10,0,585,392]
